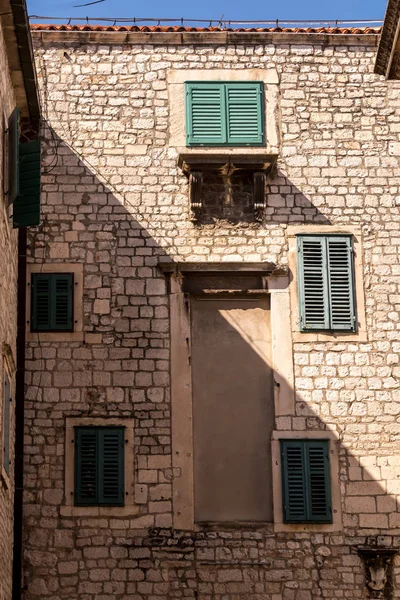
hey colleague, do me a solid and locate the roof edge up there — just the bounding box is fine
[375,0,400,77]
[10,0,40,129]
[30,26,381,48]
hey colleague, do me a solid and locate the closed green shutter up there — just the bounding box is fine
[185,82,264,146]
[75,427,124,507]
[186,83,226,146]
[326,237,355,330]
[298,235,355,332]
[8,107,19,204]
[13,140,41,229]
[75,428,98,505]
[99,429,125,505]
[281,439,332,524]
[226,83,264,145]
[31,273,73,332]
[3,373,11,476]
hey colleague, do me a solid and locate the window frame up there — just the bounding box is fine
[74,426,125,507]
[26,263,84,343]
[287,226,367,343]
[271,431,342,532]
[31,272,74,333]
[63,418,137,517]
[185,81,264,147]
[1,350,14,489]
[280,439,332,524]
[297,234,356,333]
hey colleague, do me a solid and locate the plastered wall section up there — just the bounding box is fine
[0,19,18,600]
[21,34,400,600]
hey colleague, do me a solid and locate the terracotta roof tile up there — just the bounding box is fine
[30,23,381,35]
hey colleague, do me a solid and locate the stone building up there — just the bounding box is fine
[0,1,40,599]
[18,17,400,600]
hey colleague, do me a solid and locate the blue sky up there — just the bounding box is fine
[27,0,387,26]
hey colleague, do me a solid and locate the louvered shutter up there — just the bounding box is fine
[186,83,226,146]
[99,428,124,505]
[298,237,330,330]
[281,441,307,522]
[3,373,11,476]
[74,427,124,507]
[8,107,19,205]
[31,273,73,332]
[326,237,355,330]
[281,440,332,523]
[298,236,355,332]
[307,441,332,522]
[226,83,264,145]
[31,274,51,331]
[52,274,73,331]
[75,428,98,505]
[13,140,41,229]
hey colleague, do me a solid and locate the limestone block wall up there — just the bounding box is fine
[23,31,400,599]
[0,20,19,600]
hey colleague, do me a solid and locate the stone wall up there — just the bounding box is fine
[23,32,400,599]
[0,19,19,600]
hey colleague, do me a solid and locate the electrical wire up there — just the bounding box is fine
[28,15,384,27]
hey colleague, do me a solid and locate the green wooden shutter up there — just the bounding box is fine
[52,274,73,331]
[75,427,124,507]
[8,107,19,205]
[281,440,308,522]
[298,236,330,330]
[99,428,124,505]
[13,140,41,229]
[3,373,11,476]
[186,83,226,146]
[307,441,332,522]
[31,273,73,332]
[75,428,98,505]
[281,439,332,524]
[225,83,264,145]
[31,274,51,331]
[326,237,355,330]
[298,235,355,332]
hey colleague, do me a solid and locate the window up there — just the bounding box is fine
[3,372,11,477]
[281,439,332,524]
[74,427,124,507]
[31,273,73,332]
[185,82,264,147]
[297,235,356,332]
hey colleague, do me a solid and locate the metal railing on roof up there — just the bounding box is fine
[28,15,384,28]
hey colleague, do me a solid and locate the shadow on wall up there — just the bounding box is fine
[187,169,331,225]
[22,126,398,600]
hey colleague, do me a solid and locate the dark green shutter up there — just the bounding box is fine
[225,83,264,145]
[298,235,355,332]
[99,429,124,505]
[281,439,332,524]
[8,107,19,204]
[74,427,124,507]
[281,440,308,522]
[53,274,73,330]
[3,373,11,476]
[31,273,73,332]
[186,83,226,146]
[75,428,98,505]
[13,140,41,228]
[307,441,332,522]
